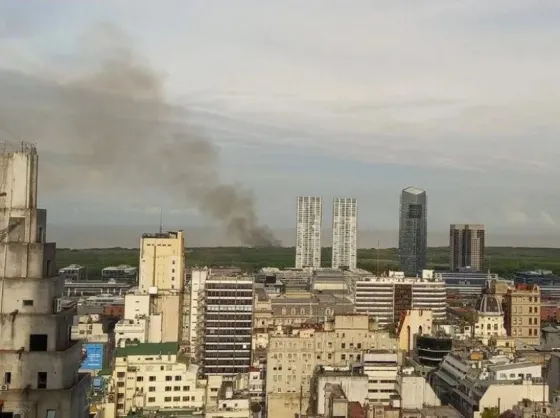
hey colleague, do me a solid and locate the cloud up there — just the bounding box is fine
[0,0,559,238]
[540,211,558,227]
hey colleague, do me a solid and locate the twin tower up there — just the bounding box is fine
[295,197,358,269]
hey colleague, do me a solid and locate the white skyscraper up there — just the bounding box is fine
[295,196,322,268]
[332,197,358,269]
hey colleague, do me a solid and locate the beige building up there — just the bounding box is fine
[397,309,434,353]
[449,224,485,272]
[266,314,396,417]
[111,342,205,416]
[138,230,186,343]
[504,284,541,345]
[0,144,90,417]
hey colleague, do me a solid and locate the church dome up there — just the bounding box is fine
[476,293,503,315]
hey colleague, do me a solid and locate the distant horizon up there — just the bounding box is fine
[47,224,560,250]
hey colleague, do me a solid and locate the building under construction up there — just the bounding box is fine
[0,142,90,417]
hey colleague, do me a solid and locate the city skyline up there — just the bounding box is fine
[0,0,559,246]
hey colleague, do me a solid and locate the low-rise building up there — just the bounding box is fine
[266,314,396,417]
[59,264,87,281]
[111,342,205,416]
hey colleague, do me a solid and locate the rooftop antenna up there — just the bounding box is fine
[159,208,163,234]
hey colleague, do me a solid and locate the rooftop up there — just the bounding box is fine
[403,186,425,195]
[116,342,179,357]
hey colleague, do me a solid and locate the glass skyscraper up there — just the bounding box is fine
[398,187,427,276]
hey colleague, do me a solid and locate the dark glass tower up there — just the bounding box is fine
[398,187,427,276]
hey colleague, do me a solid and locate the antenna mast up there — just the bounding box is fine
[376,240,380,277]
[159,209,163,234]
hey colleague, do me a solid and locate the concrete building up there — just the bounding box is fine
[503,284,541,345]
[316,370,369,416]
[432,352,547,418]
[265,314,396,418]
[353,273,446,327]
[398,187,427,276]
[111,342,205,416]
[296,196,323,269]
[396,309,434,353]
[138,230,186,343]
[71,314,110,344]
[332,197,358,270]
[185,268,208,360]
[59,264,87,281]
[0,143,89,417]
[362,350,399,405]
[449,224,485,272]
[203,275,254,379]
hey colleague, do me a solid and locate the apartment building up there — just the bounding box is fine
[332,197,358,269]
[186,267,209,360]
[296,196,323,269]
[203,276,254,379]
[111,342,205,416]
[265,314,396,418]
[354,274,446,327]
[504,284,541,345]
[362,351,399,405]
[138,230,186,343]
[449,224,485,272]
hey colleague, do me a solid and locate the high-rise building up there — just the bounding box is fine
[138,230,186,343]
[0,143,90,416]
[331,197,358,269]
[503,284,541,345]
[295,196,322,268]
[203,275,254,379]
[398,187,427,276]
[449,224,485,271]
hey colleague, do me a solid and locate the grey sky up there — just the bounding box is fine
[1,0,559,247]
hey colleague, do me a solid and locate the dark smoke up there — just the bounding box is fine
[0,24,280,247]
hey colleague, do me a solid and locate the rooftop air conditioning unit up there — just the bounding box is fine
[13,410,27,418]
[0,384,9,390]
[148,286,158,295]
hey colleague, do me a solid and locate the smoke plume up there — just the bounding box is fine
[0,24,280,246]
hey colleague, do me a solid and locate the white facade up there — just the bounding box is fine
[112,342,205,416]
[188,268,208,358]
[362,351,399,405]
[295,196,322,269]
[354,277,447,326]
[0,144,90,417]
[316,373,369,415]
[332,197,358,269]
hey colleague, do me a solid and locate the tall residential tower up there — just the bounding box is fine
[295,196,322,268]
[449,224,485,271]
[398,187,427,276]
[0,143,89,417]
[331,197,358,269]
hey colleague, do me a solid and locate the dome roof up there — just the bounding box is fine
[476,293,503,315]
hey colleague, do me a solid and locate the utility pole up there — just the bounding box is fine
[299,384,303,417]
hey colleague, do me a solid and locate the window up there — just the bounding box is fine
[174,375,182,381]
[183,386,190,391]
[166,376,172,381]
[37,372,47,389]
[46,410,57,418]
[183,396,189,401]
[149,376,156,381]
[137,376,143,382]
[4,372,11,384]
[165,386,172,391]
[148,387,156,392]
[174,386,181,391]
[29,334,48,351]
[173,396,180,401]
[164,397,172,402]
[23,300,33,307]
[117,382,124,387]
[148,397,156,403]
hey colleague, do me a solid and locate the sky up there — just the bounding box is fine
[1,0,560,246]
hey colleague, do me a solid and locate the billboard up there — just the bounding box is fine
[81,343,104,370]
